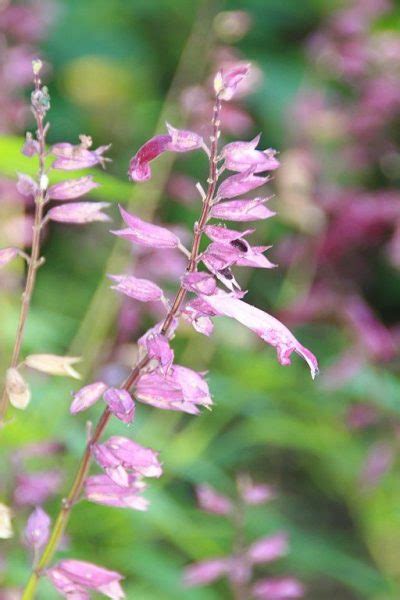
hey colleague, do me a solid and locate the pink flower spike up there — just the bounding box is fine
[211,198,275,221]
[214,63,250,101]
[183,559,229,587]
[85,474,148,511]
[205,224,255,243]
[217,169,269,199]
[196,484,233,515]
[113,206,180,248]
[104,388,135,423]
[128,134,172,182]
[166,123,204,152]
[24,506,50,550]
[93,436,162,479]
[222,136,280,173]
[48,176,99,201]
[52,139,111,170]
[252,577,305,599]
[0,247,20,268]
[108,274,164,302]
[70,381,108,414]
[47,559,125,599]
[46,202,110,224]
[16,173,38,197]
[201,294,319,379]
[248,533,289,564]
[181,272,217,296]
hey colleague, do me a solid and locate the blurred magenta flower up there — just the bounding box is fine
[24,507,50,550]
[103,388,135,424]
[46,201,110,224]
[196,484,233,516]
[252,577,305,599]
[108,274,164,303]
[92,436,162,483]
[47,559,125,599]
[84,474,148,511]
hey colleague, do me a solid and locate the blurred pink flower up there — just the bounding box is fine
[196,484,233,516]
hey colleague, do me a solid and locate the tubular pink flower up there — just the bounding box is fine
[211,197,275,221]
[196,484,233,515]
[52,140,111,170]
[222,135,280,173]
[103,388,135,424]
[128,134,172,181]
[217,169,269,199]
[201,294,319,379]
[70,382,108,414]
[46,202,110,224]
[47,559,125,599]
[84,474,148,511]
[92,436,162,483]
[252,576,305,599]
[214,63,250,101]
[183,559,230,587]
[112,206,180,249]
[24,507,51,550]
[247,532,289,564]
[108,274,164,302]
[48,176,99,201]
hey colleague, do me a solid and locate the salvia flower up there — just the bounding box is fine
[47,559,125,599]
[222,135,280,173]
[210,197,275,221]
[196,484,233,516]
[48,176,100,201]
[217,169,269,199]
[70,382,108,414]
[183,559,230,587]
[166,123,204,152]
[84,474,148,511]
[248,532,289,564]
[252,577,305,599]
[108,274,164,303]
[103,388,135,424]
[214,62,250,100]
[46,202,110,224]
[16,172,38,197]
[141,333,174,373]
[52,136,111,170]
[24,506,50,550]
[112,206,180,249]
[24,354,82,379]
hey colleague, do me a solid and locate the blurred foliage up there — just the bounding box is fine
[1,0,400,598]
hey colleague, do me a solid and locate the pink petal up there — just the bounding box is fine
[205,224,255,243]
[214,63,250,101]
[217,169,269,199]
[70,381,108,414]
[46,202,110,224]
[166,123,204,152]
[50,559,125,599]
[181,272,217,296]
[24,507,51,549]
[248,533,289,564]
[183,559,230,587]
[0,247,20,268]
[196,484,233,515]
[48,176,99,200]
[252,577,305,599]
[202,294,319,378]
[144,333,174,373]
[112,206,180,248]
[85,474,148,510]
[94,436,162,479]
[108,274,164,302]
[52,142,110,170]
[211,198,275,221]
[104,388,135,423]
[128,135,171,182]
[222,136,280,173]
[16,173,38,197]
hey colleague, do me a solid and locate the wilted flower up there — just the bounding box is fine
[24,354,82,379]
[5,368,31,409]
[214,63,250,100]
[47,559,125,599]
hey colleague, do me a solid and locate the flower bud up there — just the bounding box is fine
[0,503,13,539]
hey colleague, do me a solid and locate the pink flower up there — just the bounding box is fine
[0,247,19,268]
[222,135,280,173]
[252,577,305,599]
[211,198,275,221]
[239,479,276,505]
[128,135,172,181]
[196,484,233,515]
[85,474,148,510]
[214,63,250,101]
[47,559,125,599]
[112,206,180,249]
[205,224,255,243]
[92,436,162,484]
[52,139,110,170]
[201,294,319,378]
[21,133,40,157]
[166,123,204,152]
[48,176,99,201]
[24,507,50,550]
[104,388,135,424]
[16,173,38,197]
[70,382,108,414]
[248,533,289,564]
[183,559,229,587]
[109,274,164,302]
[181,272,217,296]
[13,471,62,506]
[217,169,269,199]
[46,202,110,224]
[141,333,174,373]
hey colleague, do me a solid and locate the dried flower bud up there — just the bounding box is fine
[5,368,31,410]
[24,354,82,379]
[0,503,13,539]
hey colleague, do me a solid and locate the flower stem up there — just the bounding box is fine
[0,75,47,427]
[21,95,222,599]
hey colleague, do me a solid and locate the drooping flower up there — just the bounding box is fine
[108,274,164,303]
[222,135,280,173]
[48,176,99,201]
[128,134,172,182]
[214,63,250,101]
[104,388,135,424]
[196,484,233,516]
[92,436,162,486]
[201,294,319,378]
[47,559,125,599]
[204,224,255,243]
[183,558,230,587]
[217,169,269,199]
[211,197,275,221]
[112,206,180,249]
[252,576,305,599]
[70,382,108,414]
[46,202,110,224]
[24,506,50,550]
[84,474,148,510]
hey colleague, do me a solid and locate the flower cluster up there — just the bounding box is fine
[18,63,317,599]
[183,476,304,599]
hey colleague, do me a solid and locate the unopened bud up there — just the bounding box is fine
[0,503,13,539]
[6,368,31,410]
